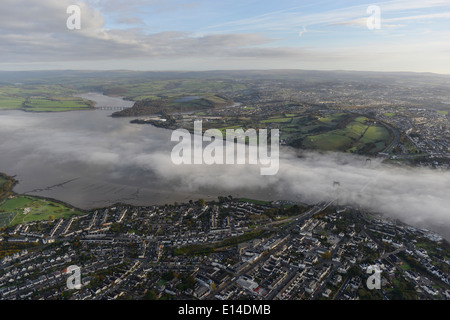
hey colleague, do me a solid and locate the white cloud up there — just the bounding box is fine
[0,108,449,237]
[0,0,297,64]
[1,0,450,73]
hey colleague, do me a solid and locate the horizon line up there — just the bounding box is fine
[1,68,449,76]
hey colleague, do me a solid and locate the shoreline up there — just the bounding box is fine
[1,170,449,243]
[0,93,448,241]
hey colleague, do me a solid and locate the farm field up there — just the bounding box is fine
[261,117,292,124]
[0,97,26,110]
[22,97,93,112]
[303,133,353,151]
[0,195,83,228]
[0,84,94,112]
[302,120,390,153]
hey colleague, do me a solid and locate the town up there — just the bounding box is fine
[1,196,449,300]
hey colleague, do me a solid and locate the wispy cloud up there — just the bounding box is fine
[1,0,450,72]
[204,0,450,32]
[298,26,307,37]
[386,11,450,22]
[329,18,405,29]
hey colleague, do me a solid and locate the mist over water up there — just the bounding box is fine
[0,93,449,239]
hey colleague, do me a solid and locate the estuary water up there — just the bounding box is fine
[0,92,449,239]
[0,93,278,209]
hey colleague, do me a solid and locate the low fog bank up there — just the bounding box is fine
[142,147,450,236]
[0,108,449,239]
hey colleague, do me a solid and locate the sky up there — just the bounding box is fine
[1,0,450,73]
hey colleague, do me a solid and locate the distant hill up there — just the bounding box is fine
[1,69,449,112]
[111,94,234,117]
[1,69,449,84]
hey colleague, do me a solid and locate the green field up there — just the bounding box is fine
[361,126,390,142]
[0,84,94,112]
[167,94,231,110]
[103,79,247,101]
[0,195,83,228]
[437,110,448,115]
[0,97,27,110]
[261,117,293,124]
[190,111,393,155]
[291,114,392,154]
[303,133,353,150]
[0,78,245,114]
[22,97,92,112]
[346,121,369,136]
[317,113,348,124]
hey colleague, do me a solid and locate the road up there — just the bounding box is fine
[380,121,400,154]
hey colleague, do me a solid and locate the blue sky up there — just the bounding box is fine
[1,0,450,73]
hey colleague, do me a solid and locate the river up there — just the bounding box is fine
[0,93,449,239]
[0,93,277,209]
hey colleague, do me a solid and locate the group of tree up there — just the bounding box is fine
[263,204,306,220]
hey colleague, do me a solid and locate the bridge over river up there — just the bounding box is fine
[95,106,129,111]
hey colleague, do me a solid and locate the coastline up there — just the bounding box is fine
[1,169,449,242]
[0,172,87,228]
